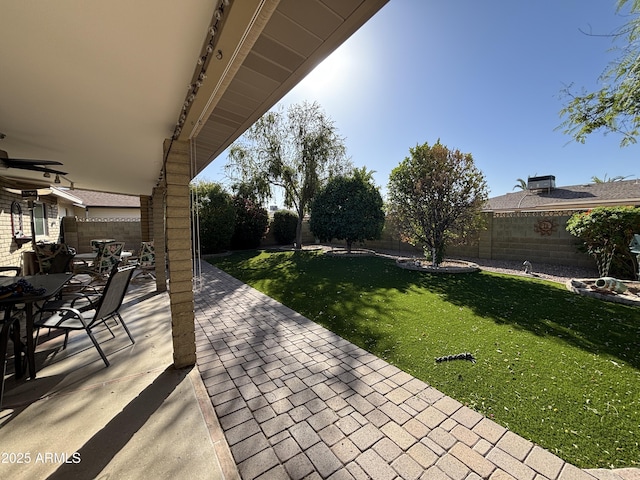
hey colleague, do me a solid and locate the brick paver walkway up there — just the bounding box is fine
[194,262,639,480]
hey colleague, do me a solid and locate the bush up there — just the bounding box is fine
[192,182,236,254]
[567,206,640,278]
[230,196,269,249]
[272,210,298,245]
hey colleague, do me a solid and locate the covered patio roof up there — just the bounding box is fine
[0,0,389,196]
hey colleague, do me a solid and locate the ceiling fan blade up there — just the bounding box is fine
[4,163,68,175]
[2,158,64,166]
[0,149,67,175]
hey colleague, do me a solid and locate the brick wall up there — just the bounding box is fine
[0,181,62,270]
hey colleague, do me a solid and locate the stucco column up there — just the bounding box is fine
[151,187,167,293]
[163,138,195,368]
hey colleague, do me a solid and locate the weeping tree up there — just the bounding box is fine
[387,141,488,266]
[559,0,640,146]
[226,101,351,249]
[310,167,385,253]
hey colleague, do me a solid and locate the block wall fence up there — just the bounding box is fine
[0,197,595,272]
[62,217,142,254]
[265,211,595,269]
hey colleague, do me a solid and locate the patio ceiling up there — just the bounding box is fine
[0,0,388,196]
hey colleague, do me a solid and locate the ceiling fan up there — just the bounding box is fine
[0,149,68,176]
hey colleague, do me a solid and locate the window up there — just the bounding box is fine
[33,202,48,237]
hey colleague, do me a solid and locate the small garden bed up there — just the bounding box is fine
[396,257,479,273]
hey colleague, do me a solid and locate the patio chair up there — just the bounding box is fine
[0,266,23,408]
[133,241,155,281]
[75,241,125,286]
[34,264,136,368]
[34,243,76,274]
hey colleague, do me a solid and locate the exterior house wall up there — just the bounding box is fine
[0,180,62,269]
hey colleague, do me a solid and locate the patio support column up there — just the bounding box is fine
[139,195,152,242]
[164,138,196,368]
[152,187,167,292]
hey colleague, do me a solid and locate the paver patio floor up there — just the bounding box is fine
[194,261,639,480]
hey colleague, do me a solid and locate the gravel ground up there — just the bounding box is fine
[452,257,599,284]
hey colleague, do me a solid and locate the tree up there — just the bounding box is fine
[230,194,269,250]
[387,141,488,266]
[226,101,351,249]
[559,0,640,146]
[590,173,632,183]
[310,167,385,253]
[566,206,640,278]
[513,178,527,191]
[191,181,236,254]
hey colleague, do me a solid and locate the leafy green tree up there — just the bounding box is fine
[310,167,385,253]
[559,0,640,146]
[387,141,488,266]
[230,194,269,249]
[191,181,236,254]
[566,206,640,278]
[272,210,298,245]
[226,101,351,249]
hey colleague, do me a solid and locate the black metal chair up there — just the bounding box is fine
[0,266,23,409]
[34,264,136,368]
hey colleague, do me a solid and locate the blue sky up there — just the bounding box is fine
[197,0,639,200]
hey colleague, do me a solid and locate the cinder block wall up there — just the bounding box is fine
[62,217,142,254]
[261,211,594,268]
[441,212,594,268]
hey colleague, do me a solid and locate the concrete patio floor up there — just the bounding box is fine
[1,262,638,480]
[0,277,237,480]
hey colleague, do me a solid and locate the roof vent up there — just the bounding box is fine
[527,175,555,192]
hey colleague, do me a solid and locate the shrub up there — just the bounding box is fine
[272,210,298,245]
[231,196,269,249]
[192,182,236,254]
[566,206,640,278]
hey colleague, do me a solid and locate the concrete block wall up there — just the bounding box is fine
[260,211,594,268]
[64,217,142,254]
[447,211,594,268]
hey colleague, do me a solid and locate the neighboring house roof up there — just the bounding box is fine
[63,189,140,208]
[485,179,640,212]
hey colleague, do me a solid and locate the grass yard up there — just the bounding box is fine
[208,250,640,469]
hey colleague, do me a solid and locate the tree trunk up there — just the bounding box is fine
[294,209,303,249]
[346,239,352,254]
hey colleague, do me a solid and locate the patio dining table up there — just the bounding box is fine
[0,273,73,379]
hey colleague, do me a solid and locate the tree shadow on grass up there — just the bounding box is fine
[209,250,412,356]
[210,251,640,369]
[421,271,640,366]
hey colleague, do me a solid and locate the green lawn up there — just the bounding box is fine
[208,250,640,469]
